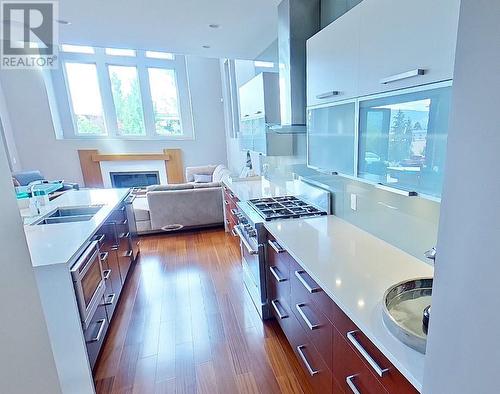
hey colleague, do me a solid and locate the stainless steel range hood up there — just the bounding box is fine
[271,0,320,133]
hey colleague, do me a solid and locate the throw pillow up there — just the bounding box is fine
[193,174,213,183]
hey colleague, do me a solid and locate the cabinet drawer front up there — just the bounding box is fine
[289,258,336,325]
[84,304,109,370]
[291,286,333,372]
[267,236,291,281]
[333,327,387,394]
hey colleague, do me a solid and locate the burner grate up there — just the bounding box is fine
[248,196,327,221]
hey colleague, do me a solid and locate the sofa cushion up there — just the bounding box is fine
[185,165,216,182]
[212,164,230,182]
[192,181,221,189]
[132,197,150,221]
[146,183,194,192]
[193,173,213,183]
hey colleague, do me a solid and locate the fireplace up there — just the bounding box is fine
[110,171,160,188]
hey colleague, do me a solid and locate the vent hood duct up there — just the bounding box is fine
[272,0,320,133]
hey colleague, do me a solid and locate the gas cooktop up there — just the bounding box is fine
[247,196,327,221]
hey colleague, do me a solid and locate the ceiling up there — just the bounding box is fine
[57,0,280,59]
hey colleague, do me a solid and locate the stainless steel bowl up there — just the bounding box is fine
[382,277,433,354]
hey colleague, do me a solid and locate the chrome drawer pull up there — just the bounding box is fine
[102,293,116,306]
[268,239,285,254]
[231,228,238,237]
[94,234,105,244]
[346,375,361,394]
[224,200,229,205]
[230,208,238,215]
[296,303,320,330]
[119,232,130,239]
[347,330,389,377]
[119,219,128,225]
[316,91,340,99]
[124,250,133,258]
[296,345,319,376]
[294,270,321,293]
[271,299,288,319]
[87,319,106,343]
[269,266,286,282]
[99,252,109,263]
[103,269,111,280]
[380,68,425,84]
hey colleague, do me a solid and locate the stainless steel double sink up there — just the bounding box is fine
[32,205,103,225]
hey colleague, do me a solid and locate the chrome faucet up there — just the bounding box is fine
[424,247,437,262]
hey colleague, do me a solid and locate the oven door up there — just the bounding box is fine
[234,225,267,318]
[71,240,106,329]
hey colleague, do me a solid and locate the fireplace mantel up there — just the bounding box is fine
[78,149,183,188]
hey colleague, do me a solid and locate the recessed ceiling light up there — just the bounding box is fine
[208,24,220,29]
[202,45,211,49]
[55,19,71,25]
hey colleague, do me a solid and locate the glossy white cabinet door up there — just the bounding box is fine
[306,5,361,107]
[357,0,460,96]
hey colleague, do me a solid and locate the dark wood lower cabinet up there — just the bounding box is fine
[84,304,109,370]
[266,232,417,394]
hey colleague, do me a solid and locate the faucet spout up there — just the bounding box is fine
[424,247,437,262]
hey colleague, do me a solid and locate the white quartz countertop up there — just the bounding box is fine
[24,188,129,268]
[264,215,433,392]
[223,177,289,200]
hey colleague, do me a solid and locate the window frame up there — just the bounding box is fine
[50,47,194,140]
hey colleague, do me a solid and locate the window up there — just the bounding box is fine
[65,63,106,134]
[358,85,452,197]
[108,65,145,135]
[48,46,194,139]
[148,68,181,135]
[105,48,136,57]
[146,51,174,60]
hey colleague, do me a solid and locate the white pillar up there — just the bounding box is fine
[423,1,500,393]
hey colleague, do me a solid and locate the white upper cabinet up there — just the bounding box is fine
[306,5,361,107]
[357,0,460,96]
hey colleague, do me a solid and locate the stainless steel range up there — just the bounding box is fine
[234,184,330,319]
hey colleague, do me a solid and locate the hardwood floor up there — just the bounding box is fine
[94,228,313,394]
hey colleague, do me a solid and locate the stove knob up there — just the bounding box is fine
[248,230,257,237]
[240,217,248,224]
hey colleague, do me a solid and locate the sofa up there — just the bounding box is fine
[133,164,231,234]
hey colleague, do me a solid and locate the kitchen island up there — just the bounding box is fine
[25,188,135,394]
[264,215,433,392]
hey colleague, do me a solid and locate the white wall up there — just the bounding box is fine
[423,1,500,393]
[0,56,227,185]
[0,91,61,392]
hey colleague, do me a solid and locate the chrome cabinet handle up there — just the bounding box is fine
[87,319,106,343]
[294,270,321,293]
[103,269,111,280]
[100,252,109,263]
[268,239,285,254]
[347,331,389,377]
[346,375,361,394]
[296,345,319,376]
[224,200,230,205]
[380,68,425,84]
[102,293,116,306]
[316,91,340,99]
[271,299,288,319]
[119,232,130,239]
[94,234,105,245]
[269,266,286,282]
[123,250,133,258]
[230,208,238,215]
[296,303,320,330]
[234,226,258,255]
[231,228,238,237]
[119,219,128,225]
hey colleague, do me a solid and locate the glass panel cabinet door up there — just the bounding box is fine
[252,117,267,155]
[358,85,452,197]
[239,118,254,151]
[307,102,356,175]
